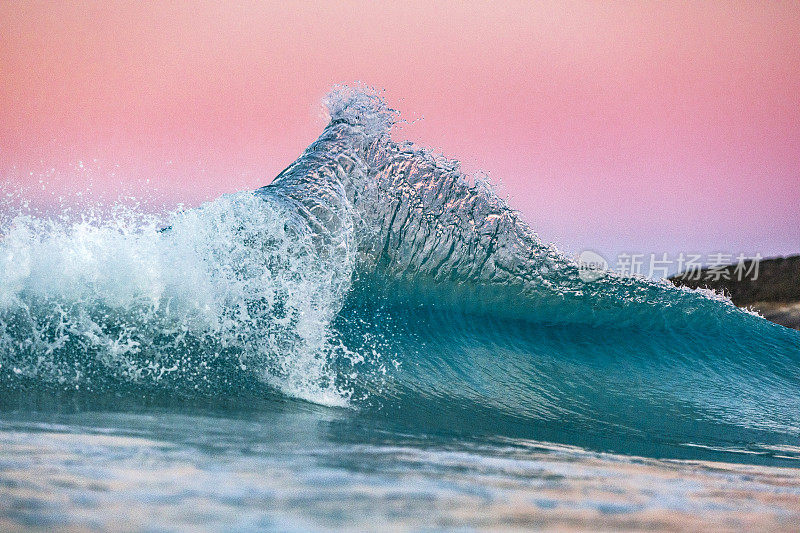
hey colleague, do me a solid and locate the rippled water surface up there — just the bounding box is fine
[2,395,800,531]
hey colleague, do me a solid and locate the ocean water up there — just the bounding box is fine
[1,87,799,531]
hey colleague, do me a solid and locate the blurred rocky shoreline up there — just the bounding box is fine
[670,255,800,330]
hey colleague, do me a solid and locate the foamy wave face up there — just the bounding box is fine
[0,192,356,405]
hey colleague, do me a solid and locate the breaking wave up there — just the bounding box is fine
[2,86,799,463]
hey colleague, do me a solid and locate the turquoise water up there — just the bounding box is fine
[1,87,799,530]
[2,393,800,531]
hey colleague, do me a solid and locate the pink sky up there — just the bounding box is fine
[1,1,798,261]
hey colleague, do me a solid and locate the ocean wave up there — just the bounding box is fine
[1,86,799,462]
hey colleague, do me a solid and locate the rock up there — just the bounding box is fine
[670,255,800,330]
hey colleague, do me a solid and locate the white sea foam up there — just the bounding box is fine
[0,192,355,406]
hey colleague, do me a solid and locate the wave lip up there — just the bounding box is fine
[260,86,778,333]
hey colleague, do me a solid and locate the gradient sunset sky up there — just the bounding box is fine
[2,1,798,262]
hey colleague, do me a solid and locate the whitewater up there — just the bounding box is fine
[2,86,800,530]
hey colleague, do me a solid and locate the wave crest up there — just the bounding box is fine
[1,85,798,439]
